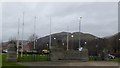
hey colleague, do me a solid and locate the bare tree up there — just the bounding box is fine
[28,34,38,42]
[9,37,17,42]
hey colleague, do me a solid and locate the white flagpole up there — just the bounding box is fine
[21,12,24,57]
[17,18,20,58]
[33,16,36,50]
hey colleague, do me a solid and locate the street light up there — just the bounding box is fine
[79,17,82,49]
[71,35,74,38]
[53,37,57,46]
[85,41,87,45]
[54,38,56,40]
[84,41,87,48]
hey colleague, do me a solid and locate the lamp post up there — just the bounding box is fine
[17,18,20,58]
[79,17,82,49]
[21,12,24,57]
[67,26,69,51]
[49,16,52,61]
[33,16,37,50]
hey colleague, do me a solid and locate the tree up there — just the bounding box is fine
[28,34,38,42]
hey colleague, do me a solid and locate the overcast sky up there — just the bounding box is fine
[2,2,118,42]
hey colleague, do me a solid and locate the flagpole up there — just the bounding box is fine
[21,12,24,57]
[33,16,36,50]
[48,16,52,61]
[17,18,20,58]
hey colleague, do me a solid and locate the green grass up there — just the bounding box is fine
[0,53,49,68]
[0,54,2,67]
[1,53,27,68]
[89,56,102,61]
[111,59,120,62]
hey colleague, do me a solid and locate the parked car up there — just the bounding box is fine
[2,49,7,53]
[42,49,50,55]
[108,54,115,59]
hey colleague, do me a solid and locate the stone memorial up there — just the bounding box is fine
[50,45,89,61]
[79,48,89,61]
[50,45,64,61]
[7,41,17,62]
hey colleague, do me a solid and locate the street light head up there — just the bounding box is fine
[71,35,74,38]
[54,38,56,40]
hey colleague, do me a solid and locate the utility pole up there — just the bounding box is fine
[67,26,69,51]
[17,18,20,58]
[79,17,82,48]
[21,12,24,57]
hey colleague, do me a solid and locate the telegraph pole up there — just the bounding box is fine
[79,17,82,48]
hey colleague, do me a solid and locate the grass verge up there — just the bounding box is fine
[1,53,28,68]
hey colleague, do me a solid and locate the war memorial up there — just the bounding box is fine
[50,44,89,61]
[7,40,89,62]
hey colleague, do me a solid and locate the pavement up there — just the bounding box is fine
[17,61,119,66]
[17,60,119,68]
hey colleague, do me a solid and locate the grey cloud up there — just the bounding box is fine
[2,2,118,42]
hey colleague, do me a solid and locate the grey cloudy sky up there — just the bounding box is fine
[2,2,118,42]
